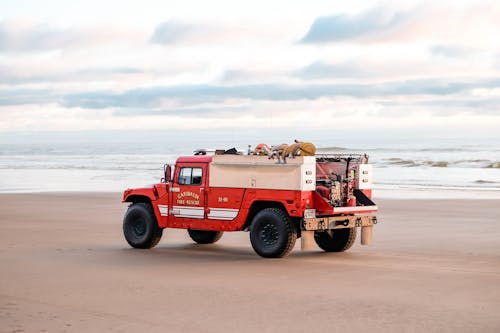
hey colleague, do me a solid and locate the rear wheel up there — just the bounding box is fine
[250,208,297,258]
[188,230,223,244]
[123,203,163,249]
[314,228,357,252]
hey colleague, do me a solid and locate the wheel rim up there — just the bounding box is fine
[131,218,147,237]
[259,223,279,246]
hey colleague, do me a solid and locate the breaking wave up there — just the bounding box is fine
[474,180,499,184]
[486,162,500,168]
[382,158,500,169]
[316,146,348,151]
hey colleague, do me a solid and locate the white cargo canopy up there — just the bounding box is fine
[209,155,316,191]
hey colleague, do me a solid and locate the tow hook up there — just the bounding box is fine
[334,220,350,227]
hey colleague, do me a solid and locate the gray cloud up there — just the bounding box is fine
[61,78,500,110]
[150,20,252,45]
[218,69,287,83]
[430,44,476,58]
[425,98,500,112]
[0,21,81,51]
[62,83,361,109]
[113,105,248,117]
[150,20,197,44]
[2,77,498,112]
[300,7,411,43]
[382,97,500,116]
[78,67,143,75]
[219,70,252,82]
[0,20,129,52]
[0,88,56,106]
[294,61,367,79]
[0,66,144,84]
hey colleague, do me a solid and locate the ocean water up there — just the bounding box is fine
[1,132,499,199]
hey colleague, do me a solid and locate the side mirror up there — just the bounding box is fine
[163,164,172,183]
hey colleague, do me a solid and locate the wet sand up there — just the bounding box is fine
[1,193,499,332]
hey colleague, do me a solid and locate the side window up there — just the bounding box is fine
[178,167,203,185]
[178,168,192,185]
[192,168,202,185]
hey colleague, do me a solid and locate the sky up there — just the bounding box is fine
[1,0,500,137]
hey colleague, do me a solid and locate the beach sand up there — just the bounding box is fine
[1,193,499,332]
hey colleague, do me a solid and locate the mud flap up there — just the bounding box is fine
[301,230,315,251]
[361,226,373,245]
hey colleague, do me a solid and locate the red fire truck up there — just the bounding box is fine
[122,151,378,258]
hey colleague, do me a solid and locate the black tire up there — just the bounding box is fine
[188,230,223,244]
[314,228,357,252]
[123,203,163,249]
[250,208,297,258]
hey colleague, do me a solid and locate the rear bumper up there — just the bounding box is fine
[302,215,377,231]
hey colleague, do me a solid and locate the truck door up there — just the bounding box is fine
[170,164,207,222]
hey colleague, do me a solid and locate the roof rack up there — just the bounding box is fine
[194,148,243,156]
[315,153,368,163]
[193,150,368,162]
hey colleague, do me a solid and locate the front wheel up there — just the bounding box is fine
[188,230,223,244]
[314,228,357,252]
[250,208,297,258]
[123,203,163,249]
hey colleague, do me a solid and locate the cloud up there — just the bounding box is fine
[218,69,288,84]
[0,65,145,84]
[0,88,56,106]
[300,4,500,45]
[113,105,248,117]
[79,67,144,75]
[381,97,500,117]
[150,20,199,44]
[150,20,235,45]
[430,44,476,58]
[2,77,498,109]
[149,19,280,45]
[294,59,485,81]
[61,84,352,109]
[300,7,412,43]
[0,19,134,52]
[60,78,500,110]
[294,61,366,79]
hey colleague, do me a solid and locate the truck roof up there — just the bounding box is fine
[176,155,213,163]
